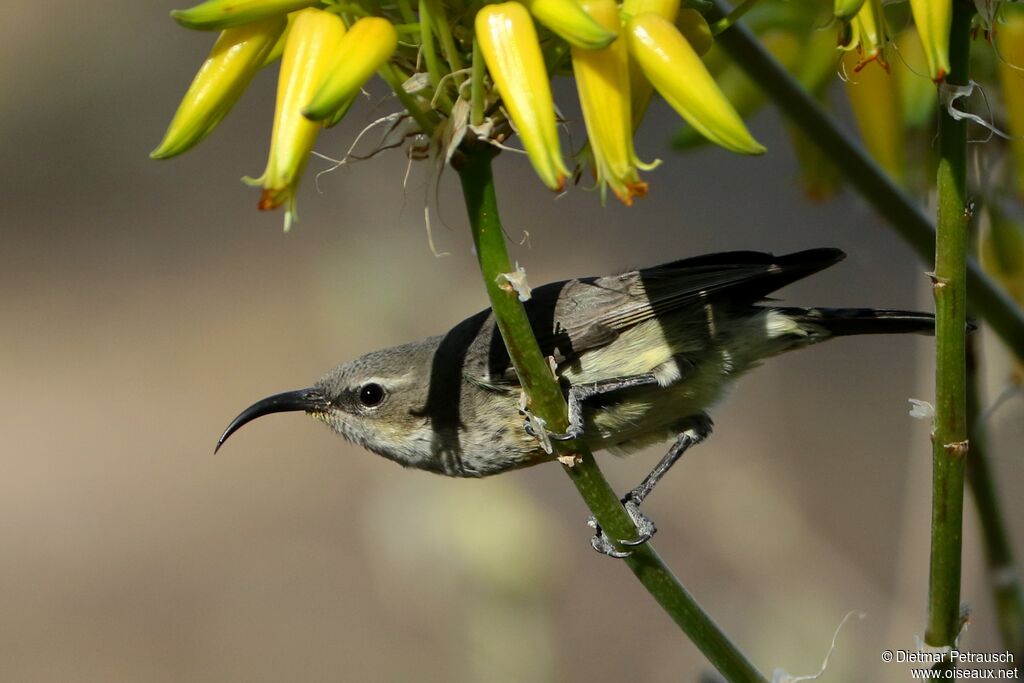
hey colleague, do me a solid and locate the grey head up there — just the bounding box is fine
[216,340,446,470]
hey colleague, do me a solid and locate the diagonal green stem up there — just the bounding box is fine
[925,0,973,647]
[454,141,768,683]
[710,0,1024,366]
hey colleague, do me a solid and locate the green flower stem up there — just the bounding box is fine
[470,39,485,127]
[710,0,761,36]
[966,337,1024,658]
[710,0,1024,365]
[421,0,464,78]
[396,0,417,26]
[378,62,439,136]
[454,141,768,683]
[925,0,973,647]
[417,0,454,112]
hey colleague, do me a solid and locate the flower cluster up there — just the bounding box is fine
[153,0,1024,227]
[153,0,767,226]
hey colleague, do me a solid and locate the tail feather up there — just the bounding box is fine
[776,307,937,338]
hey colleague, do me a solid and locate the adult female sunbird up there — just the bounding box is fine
[217,249,935,557]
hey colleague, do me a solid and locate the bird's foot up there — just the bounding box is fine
[587,493,657,559]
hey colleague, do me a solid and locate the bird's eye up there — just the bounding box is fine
[358,383,386,408]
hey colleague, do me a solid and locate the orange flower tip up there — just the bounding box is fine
[612,180,649,206]
[933,69,946,83]
[258,190,282,211]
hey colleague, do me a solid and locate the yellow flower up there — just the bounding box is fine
[304,17,398,123]
[518,0,616,49]
[571,0,656,205]
[997,6,1024,199]
[151,17,285,159]
[620,0,680,129]
[838,0,889,71]
[907,0,950,81]
[171,0,317,31]
[841,50,903,182]
[476,2,569,191]
[626,12,765,155]
[246,8,346,230]
[894,27,936,129]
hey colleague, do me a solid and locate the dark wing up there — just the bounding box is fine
[467,249,845,386]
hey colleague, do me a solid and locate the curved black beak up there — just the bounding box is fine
[215,388,326,453]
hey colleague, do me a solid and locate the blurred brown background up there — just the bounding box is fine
[2,3,1022,681]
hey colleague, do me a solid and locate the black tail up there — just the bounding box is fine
[777,307,937,337]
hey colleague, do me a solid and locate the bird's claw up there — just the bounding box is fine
[587,496,658,558]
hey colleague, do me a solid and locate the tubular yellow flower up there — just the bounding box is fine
[151,17,285,159]
[304,18,398,122]
[839,0,889,70]
[621,0,679,129]
[171,0,317,31]
[626,13,765,155]
[571,0,655,205]
[842,50,903,182]
[997,7,1024,198]
[476,2,569,191]
[907,0,950,81]
[518,0,616,49]
[247,8,346,229]
[894,27,936,129]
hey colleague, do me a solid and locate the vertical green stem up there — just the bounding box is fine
[966,338,1024,658]
[925,0,973,648]
[454,143,768,683]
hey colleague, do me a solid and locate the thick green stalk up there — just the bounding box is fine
[925,1,972,647]
[454,142,767,683]
[710,1,1024,365]
[966,337,1024,658]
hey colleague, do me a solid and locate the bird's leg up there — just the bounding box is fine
[590,414,713,558]
[522,373,660,442]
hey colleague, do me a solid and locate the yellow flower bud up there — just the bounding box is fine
[304,17,397,122]
[626,13,765,155]
[997,7,1024,198]
[571,0,656,205]
[476,2,569,191]
[518,0,617,49]
[246,8,346,229]
[151,17,286,159]
[907,0,950,81]
[171,0,317,31]
[621,0,680,129]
